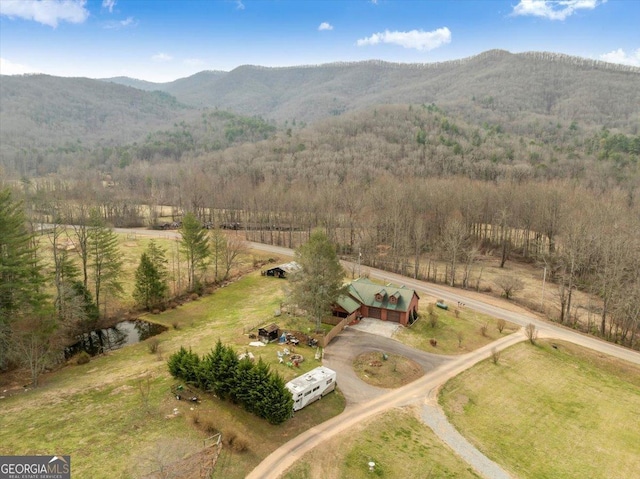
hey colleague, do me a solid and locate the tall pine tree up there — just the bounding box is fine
[0,189,48,372]
[289,229,347,332]
[87,209,123,316]
[133,240,168,310]
[179,212,209,292]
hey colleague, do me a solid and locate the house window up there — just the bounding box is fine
[326,379,333,384]
[313,386,319,392]
[304,390,311,396]
[375,293,382,302]
[389,295,398,304]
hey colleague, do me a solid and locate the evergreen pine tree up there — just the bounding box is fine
[87,209,123,316]
[179,212,210,292]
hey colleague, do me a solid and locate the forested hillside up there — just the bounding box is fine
[1,50,639,352]
[104,50,640,131]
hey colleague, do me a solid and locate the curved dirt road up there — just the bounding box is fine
[117,231,640,477]
[246,332,525,479]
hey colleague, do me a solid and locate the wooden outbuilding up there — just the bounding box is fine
[263,261,302,279]
[258,323,280,343]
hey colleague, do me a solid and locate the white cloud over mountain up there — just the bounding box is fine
[600,48,640,67]
[512,0,605,21]
[357,27,451,51]
[0,57,37,75]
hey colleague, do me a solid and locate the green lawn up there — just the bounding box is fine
[0,272,345,479]
[395,305,517,354]
[282,407,481,479]
[439,340,640,479]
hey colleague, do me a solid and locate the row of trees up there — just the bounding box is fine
[0,188,252,385]
[8,159,640,349]
[168,343,294,424]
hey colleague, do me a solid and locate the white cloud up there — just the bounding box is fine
[0,57,38,75]
[120,16,136,27]
[151,53,173,62]
[357,27,451,51]
[0,0,89,27]
[600,48,640,67]
[512,0,606,21]
[318,22,333,31]
[102,0,116,13]
[236,0,245,10]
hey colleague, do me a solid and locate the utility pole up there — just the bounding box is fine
[541,266,547,312]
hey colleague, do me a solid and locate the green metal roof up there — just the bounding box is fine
[346,278,418,313]
[335,295,361,314]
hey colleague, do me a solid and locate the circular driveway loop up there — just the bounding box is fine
[323,327,449,406]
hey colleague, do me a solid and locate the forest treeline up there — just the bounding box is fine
[4,103,639,354]
[0,189,247,386]
[9,158,640,354]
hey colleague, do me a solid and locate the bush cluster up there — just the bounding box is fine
[168,341,294,424]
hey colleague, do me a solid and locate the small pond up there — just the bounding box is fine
[65,319,167,358]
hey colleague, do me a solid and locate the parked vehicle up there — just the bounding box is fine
[285,366,336,411]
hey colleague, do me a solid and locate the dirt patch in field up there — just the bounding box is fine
[449,394,470,415]
[353,351,423,388]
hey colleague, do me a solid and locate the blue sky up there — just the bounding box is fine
[1,0,638,82]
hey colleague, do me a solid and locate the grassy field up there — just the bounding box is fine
[281,407,481,479]
[0,272,345,479]
[395,304,518,355]
[439,339,640,479]
[353,352,423,388]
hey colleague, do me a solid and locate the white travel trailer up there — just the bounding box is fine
[286,366,337,411]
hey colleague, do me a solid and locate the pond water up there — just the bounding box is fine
[65,319,167,358]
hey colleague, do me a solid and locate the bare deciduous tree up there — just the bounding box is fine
[495,275,525,300]
[525,323,538,345]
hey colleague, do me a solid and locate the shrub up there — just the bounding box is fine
[148,338,160,354]
[430,338,438,347]
[231,438,249,453]
[491,347,501,364]
[497,318,506,333]
[480,322,489,337]
[76,351,90,365]
[223,430,237,447]
[201,420,218,436]
[167,346,200,384]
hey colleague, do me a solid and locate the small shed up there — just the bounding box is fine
[263,261,302,279]
[258,323,280,343]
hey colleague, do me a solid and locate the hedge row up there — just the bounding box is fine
[168,341,294,424]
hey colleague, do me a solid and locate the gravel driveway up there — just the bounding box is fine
[323,327,450,405]
[322,326,513,479]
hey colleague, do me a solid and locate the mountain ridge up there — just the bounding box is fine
[95,49,639,128]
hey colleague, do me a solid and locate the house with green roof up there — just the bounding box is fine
[333,278,420,326]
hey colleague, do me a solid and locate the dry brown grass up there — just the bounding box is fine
[352,352,423,388]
